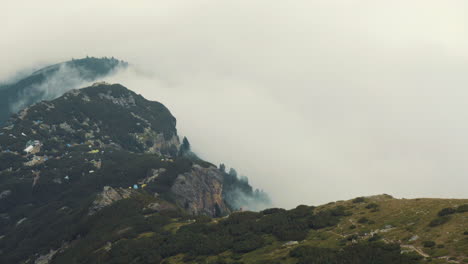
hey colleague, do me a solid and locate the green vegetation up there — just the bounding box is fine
[423,241,436,248]
[51,203,349,263]
[290,242,422,264]
[1,81,467,263]
[429,216,452,227]
[438,208,456,217]
[352,197,366,203]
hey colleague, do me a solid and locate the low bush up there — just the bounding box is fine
[352,197,366,203]
[358,217,370,224]
[457,204,468,213]
[422,241,436,248]
[365,203,379,210]
[438,207,456,217]
[428,216,451,227]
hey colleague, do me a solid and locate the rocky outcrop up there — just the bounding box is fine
[35,249,59,264]
[171,165,230,217]
[143,201,176,213]
[149,133,180,155]
[89,186,134,215]
[0,190,11,199]
[135,128,180,156]
[98,89,137,108]
[138,168,166,185]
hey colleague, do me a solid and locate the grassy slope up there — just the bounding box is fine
[314,196,468,261]
[160,195,468,264]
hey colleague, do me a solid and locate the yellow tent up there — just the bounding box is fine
[88,150,99,154]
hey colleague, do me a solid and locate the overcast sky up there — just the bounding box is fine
[2,0,468,208]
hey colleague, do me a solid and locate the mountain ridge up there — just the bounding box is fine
[0,57,127,126]
[0,82,271,263]
[0,81,466,264]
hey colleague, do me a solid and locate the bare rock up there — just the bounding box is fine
[89,186,134,215]
[0,190,11,199]
[16,217,27,226]
[144,201,175,213]
[35,249,58,264]
[138,168,166,184]
[98,90,136,108]
[171,165,230,217]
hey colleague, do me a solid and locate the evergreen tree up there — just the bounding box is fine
[178,137,192,157]
[229,168,237,178]
[219,163,226,173]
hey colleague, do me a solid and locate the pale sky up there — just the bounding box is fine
[2,0,468,208]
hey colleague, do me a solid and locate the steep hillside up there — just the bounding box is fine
[0,57,127,126]
[13,194,465,264]
[48,195,466,264]
[0,83,270,263]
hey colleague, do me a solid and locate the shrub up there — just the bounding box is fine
[422,241,436,248]
[368,234,382,242]
[352,197,366,203]
[456,204,468,213]
[261,208,286,215]
[365,203,379,210]
[307,211,340,229]
[357,217,369,224]
[290,242,421,264]
[438,207,456,217]
[428,216,451,227]
[232,234,265,253]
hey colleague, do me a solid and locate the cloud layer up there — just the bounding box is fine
[3,0,468,207]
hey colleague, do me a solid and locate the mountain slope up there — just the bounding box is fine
[0,83,270,263]
[0,57,127,126]
[49,195,466,264]
[0,83,465,264]
[33,195,468,264]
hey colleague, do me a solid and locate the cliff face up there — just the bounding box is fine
[171,165,230,217]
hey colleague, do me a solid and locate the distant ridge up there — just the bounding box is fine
[0,57,128,126]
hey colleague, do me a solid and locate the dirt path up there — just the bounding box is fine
[401,245,430,258]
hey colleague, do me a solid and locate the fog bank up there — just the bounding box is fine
[3,0,468,208]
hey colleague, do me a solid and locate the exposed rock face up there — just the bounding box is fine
[171,165,230,217]
[0,190,11,199]
[35,249,59,264]
[89,186,134,215]
[134,128,180,156]
[143,201,176,213]
[138,168,166,185]
[149,133,180,156]
[98,88,137,108]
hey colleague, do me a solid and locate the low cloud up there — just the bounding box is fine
[9,63,92,113]
[3,0,468,208]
